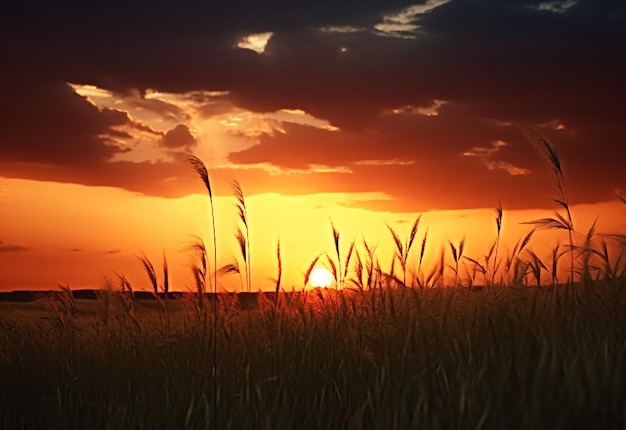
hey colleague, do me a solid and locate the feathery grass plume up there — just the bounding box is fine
[117,272,133,295]
[97,277,113,327]
[58,284,77,318]
[188,237,208,309]
[437,246,445,287]
[331,220,340,259]
[114,272,136,322]
[217,262,241,277]
[161,252,171,328]
[463,255,487,290]
[348,249,365,292]
[235,228,247,264]
[447,237,465,287]
[511,256,530,286]
[420,247,443,288]
[325,252,338,286]
[502,229,536,285]
[162,252,169,296]
[137,253,158,297]
[492,201,503,284]
[362,238,379,290]
[525,249,547,287]
[386,215,422,287]
[184,153,219,421]
[183,154,217,294]
[329,219,343,289]
[517,228,536,255]
[575,219,598,284]
[523,128,576,283]
[418,228,428,275]
[548,241,566,285]
[343,240,356,285]
[232,179,252,294]
[304,254,322,288]
[137,252,167,318]
[589,238,624,280]
[274,239,282,306]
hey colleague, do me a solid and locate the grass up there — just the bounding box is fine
[1,283,625,429]
[1,131,626,429]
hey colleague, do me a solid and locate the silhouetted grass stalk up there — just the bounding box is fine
[523,129,576,283]
[185,154,218,420]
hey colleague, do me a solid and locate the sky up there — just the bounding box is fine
[1,0,625,292]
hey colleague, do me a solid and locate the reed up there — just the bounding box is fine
[184,154,219,418]
[523,128,576,283]
[386,215,422,287]
[232,179,252,294]
[447,236,466,287]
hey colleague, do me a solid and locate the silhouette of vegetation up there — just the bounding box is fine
[1,133,625,429]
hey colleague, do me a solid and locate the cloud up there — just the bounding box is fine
[0,0,624,210]
[161,124,196,149]
[0,240,32,253]
[462,140,530,176]
[0,81,134,167]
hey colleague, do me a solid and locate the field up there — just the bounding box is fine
[2,135,626,429]
[1,281,626,429]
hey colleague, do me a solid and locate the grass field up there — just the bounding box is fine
[1,282,625,429]
[2,134,625,429]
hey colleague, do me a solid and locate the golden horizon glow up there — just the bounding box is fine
[1,177,624,292]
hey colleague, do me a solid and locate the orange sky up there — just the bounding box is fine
[1,1,625,291]
[1,175,624,292]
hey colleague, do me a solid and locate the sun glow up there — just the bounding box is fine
[308,267,334,288]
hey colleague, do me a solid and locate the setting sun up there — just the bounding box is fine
[308,267,334,288]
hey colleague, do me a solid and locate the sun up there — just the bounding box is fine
[308,267,334,288]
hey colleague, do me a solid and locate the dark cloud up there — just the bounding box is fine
[0,0,624,210]
[0,241,32,253]
[0,81,132,167]
[161,124,196,149]
[0,159,200,198]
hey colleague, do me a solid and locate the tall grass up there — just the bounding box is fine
[184,154,219,419]
[387,215,422,287]
[2,280,625,429]
[523,128,576,283]
[2,135,625,429]
[232,179,252,294]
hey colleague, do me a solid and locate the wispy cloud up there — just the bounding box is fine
[354,159,415,166]
[0,240,32,253]
[462,140,530,176]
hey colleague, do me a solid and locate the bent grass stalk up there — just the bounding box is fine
[184,153,218,420]
[523,128,576,283]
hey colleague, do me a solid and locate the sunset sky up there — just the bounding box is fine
[1,0,625,292]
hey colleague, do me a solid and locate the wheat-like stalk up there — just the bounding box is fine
[523,128,576,283]
[182,153,218,418]
[232,179,251,294]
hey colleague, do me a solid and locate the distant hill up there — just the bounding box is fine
[0,289,270,306]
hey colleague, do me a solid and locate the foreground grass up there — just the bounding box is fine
[1,281,625,429]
